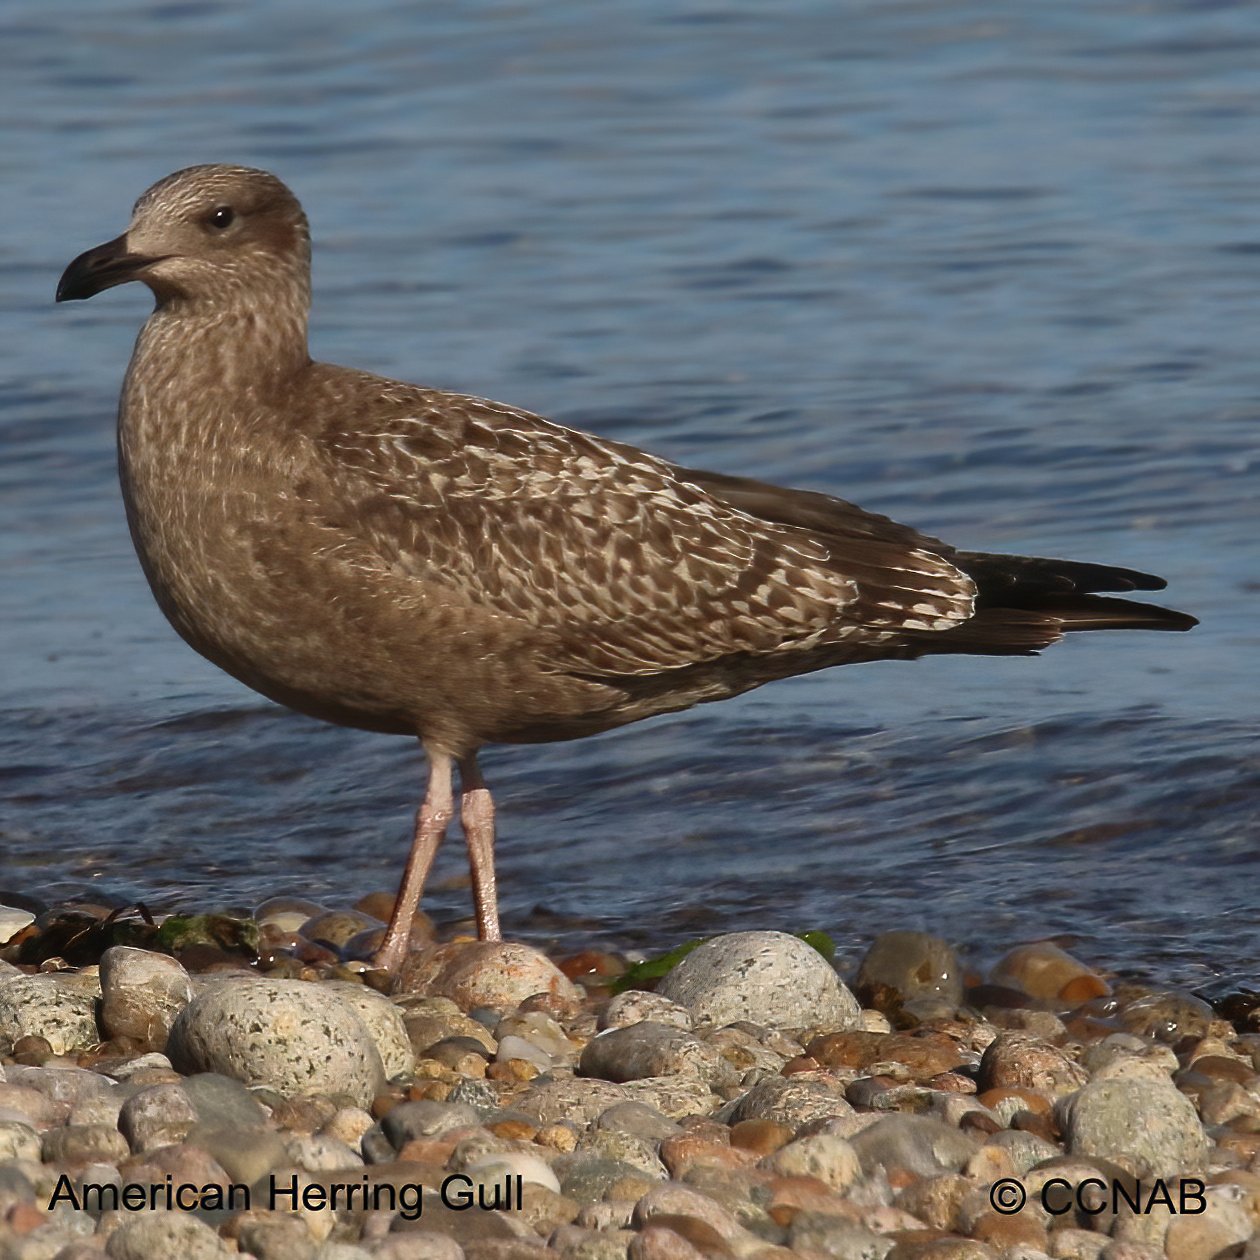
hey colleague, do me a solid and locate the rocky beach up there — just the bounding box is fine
[0,900,1253,1260]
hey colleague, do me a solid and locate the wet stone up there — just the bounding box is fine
[989,942,1109,1004]
[1116,990,1215,1043]
[855,931,965,1018]
[98,946,193,1050]
[298,909,381,950]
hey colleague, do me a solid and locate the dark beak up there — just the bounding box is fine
[56,235,165,302]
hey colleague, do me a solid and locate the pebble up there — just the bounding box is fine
[1058,1075,1210,1176]
[0,915,1250,1260]
[579,1023,735,1088]
[855,931,964,1018]
[989,942,1110,1004]
[656,931,860,1033]
[98,947,194,1049]
[167,978,386,1107]
[397,941,581,1008]
[0,973,101,1055]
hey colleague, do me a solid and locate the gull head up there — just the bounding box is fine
[57,164,311,309]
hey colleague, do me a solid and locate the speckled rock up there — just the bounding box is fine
[758,1132,860,1190]
[979,1032,1088,1096]
[0,1120,42,1162]
[1058,1077,1209,1177]
[105,1210,233,1258]
[719,1074,852,1128]
[657,931,858,1033]
[167,978,385,1107]
[98,946,194,1049]
[599,992,693,1032]
[396,940,581,1009]
[0,973,101,1055]
[322,981,415,1079]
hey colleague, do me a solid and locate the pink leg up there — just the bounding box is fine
[459,753,501,941]
[371,748,453,972]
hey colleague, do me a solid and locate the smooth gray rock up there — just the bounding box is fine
[381,1100,481,1148]
[99,946,193,1049]
[657,931,858,1033]
[0,974,101,1055]
[579,1022,737,1087]
[594,1102,680,1142]
[848,1115,980,1178]
[168,979,385,1107]
[1058,1077,1209,1177]
[118,1083,199,1152]
[181,1072,269,1129]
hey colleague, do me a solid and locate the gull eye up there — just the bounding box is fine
[205,205,236,231]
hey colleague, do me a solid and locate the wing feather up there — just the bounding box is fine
[313,385,976,677]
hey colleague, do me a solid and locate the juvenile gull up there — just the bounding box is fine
[56,165,1196,970]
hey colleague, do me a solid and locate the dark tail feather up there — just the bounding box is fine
[1030,594,1198,633]
[955,551,1171,602]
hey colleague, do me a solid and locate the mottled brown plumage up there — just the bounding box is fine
[57,165,1196,968]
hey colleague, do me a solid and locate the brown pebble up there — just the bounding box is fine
[489,1118,538,1142]
[486,1058,540,1083]
[807,1030,964,1080]
[729,1119,794,1155]
[536,1123,579,1152]
[970,1210,1047,1252]
[660,1134,747,1178]
[928,1072,976,1094]
[6,1203,45,1236]
[990,941,1109,1003]
[959,1112,1001,1136]
[782,1055,821,1075]
[396,1136,458,1164]
[269,1095,338,1133]
[1012,1109,1058,1143]
[371,1089,406,1119]
[12,1036,54,1065]
[975,1086,1052,1116]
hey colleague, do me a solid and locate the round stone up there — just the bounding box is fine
[657,931,858,1033]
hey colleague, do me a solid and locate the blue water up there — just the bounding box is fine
[2,1,1257,987]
